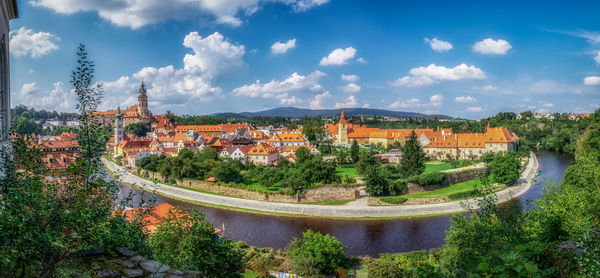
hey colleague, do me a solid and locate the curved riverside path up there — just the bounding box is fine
[102,152,538,218]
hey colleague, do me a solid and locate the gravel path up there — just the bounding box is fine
[103,152,538,218]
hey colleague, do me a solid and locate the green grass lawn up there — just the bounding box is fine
[423,161,453,173]
[242,272,261,278]
[242,180,281,193]
[103,154,115,163]
[335,166,360,178]
[404,178,483,199]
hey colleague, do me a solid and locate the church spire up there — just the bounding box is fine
[339,109,347,124]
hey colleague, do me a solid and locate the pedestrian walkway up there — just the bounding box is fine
[103,152,538,218]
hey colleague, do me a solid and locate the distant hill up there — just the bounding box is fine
[212,107,451,119]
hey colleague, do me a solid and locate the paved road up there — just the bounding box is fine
[103,152,538,218]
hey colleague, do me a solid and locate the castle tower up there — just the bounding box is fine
[114,106,124,150]
[337,110,348,144]
[137,81,150,117]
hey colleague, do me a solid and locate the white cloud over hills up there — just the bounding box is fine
[390,63,486,87]
[233,71,326,105]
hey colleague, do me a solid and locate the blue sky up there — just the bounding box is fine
[8,0,600,118]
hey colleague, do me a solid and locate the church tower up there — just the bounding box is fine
[114,106,124,150]
[337,110,349,144]
[137,81,150,117]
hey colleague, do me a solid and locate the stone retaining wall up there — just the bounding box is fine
[134,168,359,203]
[406,164,490,194]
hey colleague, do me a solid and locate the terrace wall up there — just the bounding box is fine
[134,168,360,203]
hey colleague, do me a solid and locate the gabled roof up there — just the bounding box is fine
[248,143,278,155]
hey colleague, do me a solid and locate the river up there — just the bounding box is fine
[114,150,572,257]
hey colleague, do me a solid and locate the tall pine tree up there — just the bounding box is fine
[400,130,426,177]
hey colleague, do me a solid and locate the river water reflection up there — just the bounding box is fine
[114,150,572,257]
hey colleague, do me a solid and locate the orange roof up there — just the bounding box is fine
[270,133,306,142]
[124,203,188,234]
[248,143,278,155]
[249,130,269,140]
[283,145,315,153]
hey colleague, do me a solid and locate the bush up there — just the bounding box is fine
[149,209,243,277]
[451,159,473,169]
[366,257,403,278]
[365,167,390,196]
[489,151,521,184]
[380,196,408,205]
[408,172,447,186]
[389,180,408,195]
[286,230,351,276]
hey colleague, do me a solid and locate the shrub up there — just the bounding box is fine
[366,257,403,278]
[408,172,447,186]
[389,180,408,195]
[149,209,243,277]
[286,230,351,276]
[380,196,408,205]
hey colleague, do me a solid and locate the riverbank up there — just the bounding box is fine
[102,151,538,219]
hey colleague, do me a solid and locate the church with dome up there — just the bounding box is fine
[93,81,153,128]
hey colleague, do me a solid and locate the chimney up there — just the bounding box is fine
[476,132,478,137]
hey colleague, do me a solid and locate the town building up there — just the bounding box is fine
[92,82,153,128]
[247,143,280,165]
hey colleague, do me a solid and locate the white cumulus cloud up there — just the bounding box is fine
[30,0,329,29]
[9,27,60,58]
[233,71,327,105]
[455,96,477,103]
[335,95,358,108]
[424,37,453,52]
[473,38,512,55]
[584,76,600,85]
[388,94,444,114]
[595,51,600,64]
[319,47,357,66]
[390,63,486,87]
[466,106,483,112]
[340,83,361,93]
[341,74,359,82]
[16,82,75,112]
[100,31,244,112]
[271,39,296,54]
[309,91,331,109]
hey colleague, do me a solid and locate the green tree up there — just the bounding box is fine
[124,122,150,137]
[149,209,243,277]
[356,149,378,175]
[194,148,219,162]
[365,167,389,196]
[400,130,426,177]
[73,44,104,165]
[295,146,312,164]
[286,230,350,277]
[211,161,243,183]
[489,151,521,184]
[350,141,360,164]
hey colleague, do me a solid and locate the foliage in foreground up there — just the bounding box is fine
[149,209,244,277]
[286,230,354,277]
